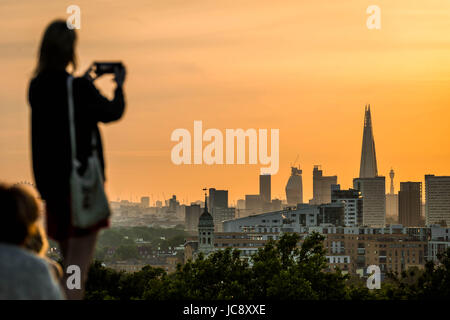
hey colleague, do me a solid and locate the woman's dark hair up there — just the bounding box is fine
[34,20,77,76]
[0,183,40,246]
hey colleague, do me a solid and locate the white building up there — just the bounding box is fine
[331,187,363,227]
[223,203,345,233]
[353,177,386,227]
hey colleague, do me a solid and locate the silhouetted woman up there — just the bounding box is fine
[28,20,126,299]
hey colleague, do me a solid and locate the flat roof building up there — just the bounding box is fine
[399,182,422,227]
[425,175,450,226]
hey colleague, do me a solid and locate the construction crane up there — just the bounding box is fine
[291,154,299,168]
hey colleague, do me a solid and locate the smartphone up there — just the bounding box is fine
[93,62,124,76]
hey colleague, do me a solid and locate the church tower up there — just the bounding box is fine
[198,188,214,255]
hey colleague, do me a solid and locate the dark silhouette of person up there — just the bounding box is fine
[0,183,64,299]
[28,20,126,299]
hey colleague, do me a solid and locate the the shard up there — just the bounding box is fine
[359,105,378,178]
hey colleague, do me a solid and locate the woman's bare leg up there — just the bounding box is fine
[60,231,98,300]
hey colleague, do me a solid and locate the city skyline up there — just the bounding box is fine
[1,1,450,204]
[12,104,444,208]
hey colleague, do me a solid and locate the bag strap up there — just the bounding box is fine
[67,75,98,161]
[67,75,77,162]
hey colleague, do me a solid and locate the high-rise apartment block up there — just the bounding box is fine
[185,204,202,232]
[398,182,422,227]
[425,175,450,226]
[259,174,271,204]
[208,188,234,231]
[354,177,386,227]
[310,165,337,205]
[331,186,363,226]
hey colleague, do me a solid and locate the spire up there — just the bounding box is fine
[203,187,208,213]
[198,187,214,228]
[359,104,378,178]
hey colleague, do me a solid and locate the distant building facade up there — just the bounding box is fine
[185,204,202,232]
[140,196,150,208]
[209,188,234,231]
[310,165,337,205]
[353,177,386,227]
[245,194,262,214]
[425,175,450,226]
[167,195,179,213]
[259,174,271,204]
[331,187,363,226]
[223,203,345,233]
[285,166,303,205]
[208,188,228,210]
[213,207,236,232]
[398,182,422,227]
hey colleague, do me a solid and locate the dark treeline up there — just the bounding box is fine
[85,232,450,300]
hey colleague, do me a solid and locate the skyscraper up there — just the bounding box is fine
[259,174,271,203]
[310,165,337,205]
[386,168,399,219]
[185,204,202,232]
[425,175,450,226]
[285,166,303,205]
[359,105,378,178]
[353,177,386,227]
[245,194,262,213]
[208,188,233,231]
[208,188,228,209]
[355,105,385,227]
[168,195,179,213]
[398,182,422,227]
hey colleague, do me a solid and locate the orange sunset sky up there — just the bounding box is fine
[1,0,450,205]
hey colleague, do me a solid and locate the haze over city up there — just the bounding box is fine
[1,0,450,204]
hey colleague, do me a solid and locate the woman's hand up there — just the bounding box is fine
[83,63,98,82]
[114,65,126,87]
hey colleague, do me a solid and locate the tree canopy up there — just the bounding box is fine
[85,232,450,300]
